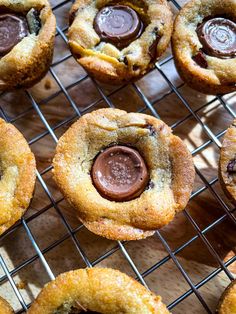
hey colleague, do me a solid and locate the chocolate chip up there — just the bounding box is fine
[192,50,208,68]
[123,56,128,65]
[227,159,236,173]
[69,10,77,25]
[149,181,155,189]
[226,82,236,87]
[146,180,154,190]
[149,27,161,60]
[26,8,41,35]
[146,124,156,136]
[132,65,139,71]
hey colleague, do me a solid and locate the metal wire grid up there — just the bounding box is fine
[0,0,235,312]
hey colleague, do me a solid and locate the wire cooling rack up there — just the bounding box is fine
[0,0,235,313]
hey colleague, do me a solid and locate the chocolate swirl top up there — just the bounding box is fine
[91,145,149,201]
[0,13,28,56]
[197,17,236,59]
[94,5,143,48]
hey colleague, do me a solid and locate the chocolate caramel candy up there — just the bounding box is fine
[91,145,149,201]
[197,17,236,58]
[0,13,28,56]
[94,5,143,48]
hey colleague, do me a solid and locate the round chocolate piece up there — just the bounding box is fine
[91,145,149,201]
[94,5,143,48]
[0,13,28,56]
[197,17,236,58]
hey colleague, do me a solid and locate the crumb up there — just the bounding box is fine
[44,79,52,90]
[16,280,27,289]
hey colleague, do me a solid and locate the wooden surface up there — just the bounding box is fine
[0,0,235,313]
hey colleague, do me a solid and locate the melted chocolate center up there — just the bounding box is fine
[91,145,149,201]
[0,13,28,56]
[197,17,236,58]
[94,5,143,48]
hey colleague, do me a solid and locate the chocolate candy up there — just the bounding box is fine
[197,17,236,58]
[192,50,208,68]
[91,145,149,201]
[94,5,143,48]
[0,13,28,56]
[148,27,161,60]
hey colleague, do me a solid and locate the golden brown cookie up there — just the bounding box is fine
[53,108,195,241]
[172,0,236,95]
[28,268,170,314]
[0,118,36,236]
[68,0,173,84]
[216,279,236,314]
[0,0,56,91]
[0,296,13,314]
[219,120,236,203]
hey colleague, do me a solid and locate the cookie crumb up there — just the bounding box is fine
[16,280,27,289]
[44,79,52,90]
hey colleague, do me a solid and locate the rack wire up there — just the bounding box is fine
[0,0,235,313]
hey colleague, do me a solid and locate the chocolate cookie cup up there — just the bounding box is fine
[28,268,170,314]
[68,0,173,84]
[53,108,195,241]
[172,0,236,95]
[0,0,56,91]
[216,279,236,314]
[0,296,13,314]
[0,119,36,236]
[219,120,236,203]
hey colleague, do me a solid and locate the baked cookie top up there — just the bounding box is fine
[0,118,36,235]
[28,268,170,314]
[220,120,236,202]
[172,0,236,95]
[68,0,173,83]
[217,279,236,314]
[53,108,195,241]
[0,0,56,90]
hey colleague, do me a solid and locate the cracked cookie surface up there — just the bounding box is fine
[28,268,170,314]
[68,0,173,83]
[0,118,36,236]
[53,108,195,241]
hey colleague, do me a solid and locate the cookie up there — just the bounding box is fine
[28,268,170,314]
[0,296,13,314]
[0,118,36,236]
[68,0,173,84]
[53,108,195,241]
[172,0,236,95]
[0,0,56,91]
[219,120,236,203]
[216,279,236,314]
